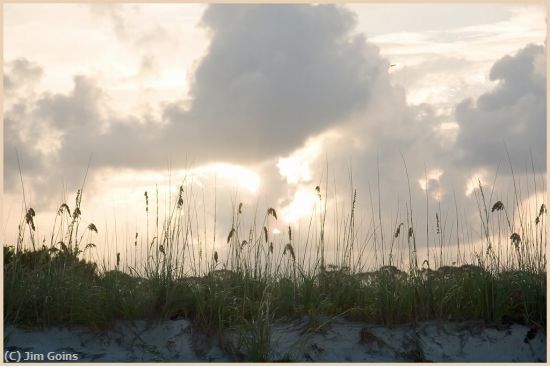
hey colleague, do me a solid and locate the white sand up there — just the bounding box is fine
[268,317,546,362]
[4,317,546,362]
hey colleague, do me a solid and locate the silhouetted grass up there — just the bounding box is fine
[3,164,546,360]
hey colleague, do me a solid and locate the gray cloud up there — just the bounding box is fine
[4,58,43,96]
[165,4,386,161]
[293,45,546,220]
[4,58,46,192]
[279,44,547,259]
[5,4,390,200]
[455,44,546,172]
[4,76,104,205]
[4,3,546,251]
[4,105,45,191]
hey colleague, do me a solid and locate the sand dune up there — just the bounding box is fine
[4,317,546,362]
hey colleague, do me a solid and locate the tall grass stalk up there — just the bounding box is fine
[4,161,546,360]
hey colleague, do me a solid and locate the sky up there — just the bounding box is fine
[3,3,547,270]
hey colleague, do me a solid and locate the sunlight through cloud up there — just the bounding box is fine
[193,163,260,194]
[276,137,323,185]
[280,187,318,224]
[465,169,488,196]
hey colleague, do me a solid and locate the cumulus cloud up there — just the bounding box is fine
[4,4,390,199]
[455,44,546,172]
[4,76,105,202]
[4,4,546,249]
[4,58,43,97]
[4,74,179,202]
[4,4,547,266]
[269,42,546,259]
[164,4,387,161]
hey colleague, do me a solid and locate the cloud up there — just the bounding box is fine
[4,4,547,265]
[4,3,545,256]
[5,4,391,198]
[164,4,387,161]
[270,43,546,258]
[4,76,106,203]
[455,44,546,172]
[4,58,43,97]
[89,4,170,48]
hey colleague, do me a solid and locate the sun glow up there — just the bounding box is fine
[280,187,319,224]
[465,169,488,196]
[418,168,444,191]
[276,137,323,185]
[193,163,260,194]
[94,163,260,210]
[418,168,445,200]
[433,122,460,145]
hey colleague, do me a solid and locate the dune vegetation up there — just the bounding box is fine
[4,164,546,361]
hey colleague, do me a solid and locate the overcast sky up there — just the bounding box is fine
[3,4,546,269]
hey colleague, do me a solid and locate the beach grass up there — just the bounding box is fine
[3,166,546,360]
